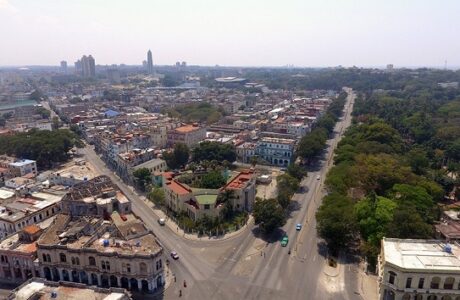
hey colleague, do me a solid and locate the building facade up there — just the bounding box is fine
[379,238,460,300]
[256,137,295,166]
[167,124,206,148]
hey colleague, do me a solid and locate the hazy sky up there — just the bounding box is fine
[1,0,459,67]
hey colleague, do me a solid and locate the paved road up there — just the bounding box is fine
[80,88,360,300]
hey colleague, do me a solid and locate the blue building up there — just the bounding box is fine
[256,137,296,166]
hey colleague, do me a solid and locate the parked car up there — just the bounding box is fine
[158,218,166,226]
[296,223,302,231]
[316,175,321,180]
[171,251,179,260]
[281,236,289,247]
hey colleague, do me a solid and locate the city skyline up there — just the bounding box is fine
[1,0,460,68]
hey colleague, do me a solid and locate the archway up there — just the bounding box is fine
[156,275,163,287]
[121,277,129,289]
[142,280,149,292]
[80,271,88,284]
[51,268,60,281]
[62,269,69,281]
[43,267,51,280]
[110,275,118,287]
[441,296,452,300]
[130,278,138,291]
[427,296,438,300]
[383,290,395,300]
[71,270,79,282]
[90,273,98,286]
[101,274,109,288]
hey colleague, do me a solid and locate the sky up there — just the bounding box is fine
[0,0,459,68]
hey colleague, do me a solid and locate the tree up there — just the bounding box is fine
[286,164,307,181]
[0,128,82,169]
[250,156,259,168]
[316,193,357,254]
[253,198,286,234]
[390,184,434,222]
[192,141,236,163]
[148,187,165,207]
[200,171,226,189]
[276,173,300,209]
[133,168,151,191]
[164,143,190,169]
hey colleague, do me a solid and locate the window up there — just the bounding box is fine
[59,253,67,263]
[126,263,131,273]
[418,278,425,289]
[42,254,47,262]
[71,257,80,265]
[204,204,210,210]
[388,271,396,285]
[139,262,147,274]
[444,277,455,290]
[406,277,412,288]
[430,276,441,289]
[88,256,96,266]
[101,260,110,271]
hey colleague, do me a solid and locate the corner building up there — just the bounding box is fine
[379,238,460,300]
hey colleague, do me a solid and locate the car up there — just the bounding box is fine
[296,223,302,231]
[280,236,289,247]
[158,218,166,226]
[316,175,321,180]
[170,251,179,260]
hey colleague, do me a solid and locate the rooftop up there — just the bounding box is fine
[9,159,36,167]
[38,213,162,258]
[174,124,201,133]
[53,161,99,181]
[195,194,218,205]
[382,238,460,272]
[259,137,296,145]
[8,278,131,300]
[224,170,254,190]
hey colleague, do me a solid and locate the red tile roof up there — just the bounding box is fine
[224,170,254,190]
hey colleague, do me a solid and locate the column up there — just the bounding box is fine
[117,277,121,287]
[148,281,153,291]
[58,268,64,281]
[96,274,101,286]
[128,279,131,289]
[88,274,92,285]
[10,267,15,280]
[137,280,142,290]
[68,270,73,282]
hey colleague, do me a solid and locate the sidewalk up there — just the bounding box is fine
[143,198,253,242]
[357,262,379,300]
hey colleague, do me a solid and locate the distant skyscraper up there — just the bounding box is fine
[74,59,82,75]
[147,50,153,74]
[142,60,147,69]
[81,55,96,77]
[60,61,67,73]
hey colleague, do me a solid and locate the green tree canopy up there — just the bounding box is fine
[192,141,236,163]
[163,143,190,169]
[253,198,286,234]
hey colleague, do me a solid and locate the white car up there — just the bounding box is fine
[316,175,321,180]
[171,251,179,260]
[158,218,165,225]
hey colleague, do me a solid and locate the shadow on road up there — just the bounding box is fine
[251,226,286,244]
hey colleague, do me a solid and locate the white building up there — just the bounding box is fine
[379,238,460,300]
[8,159,37,177]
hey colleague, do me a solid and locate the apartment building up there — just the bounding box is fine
[0,218,54,283]
[37,212,164,293]
[167,124,206,148]
[256,137,296,166]
[0,191,63,239]
[378,238,460,300]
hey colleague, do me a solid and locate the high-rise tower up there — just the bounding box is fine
[147,50,153,74]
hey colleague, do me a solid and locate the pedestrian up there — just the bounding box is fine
[179,290,182,297]
[260,252,263,257]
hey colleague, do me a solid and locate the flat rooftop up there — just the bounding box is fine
[10,279,130,300]
[53,161,99,181]
[382,238,460,272]
[195,194,218,205]
[38,213,162,257]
